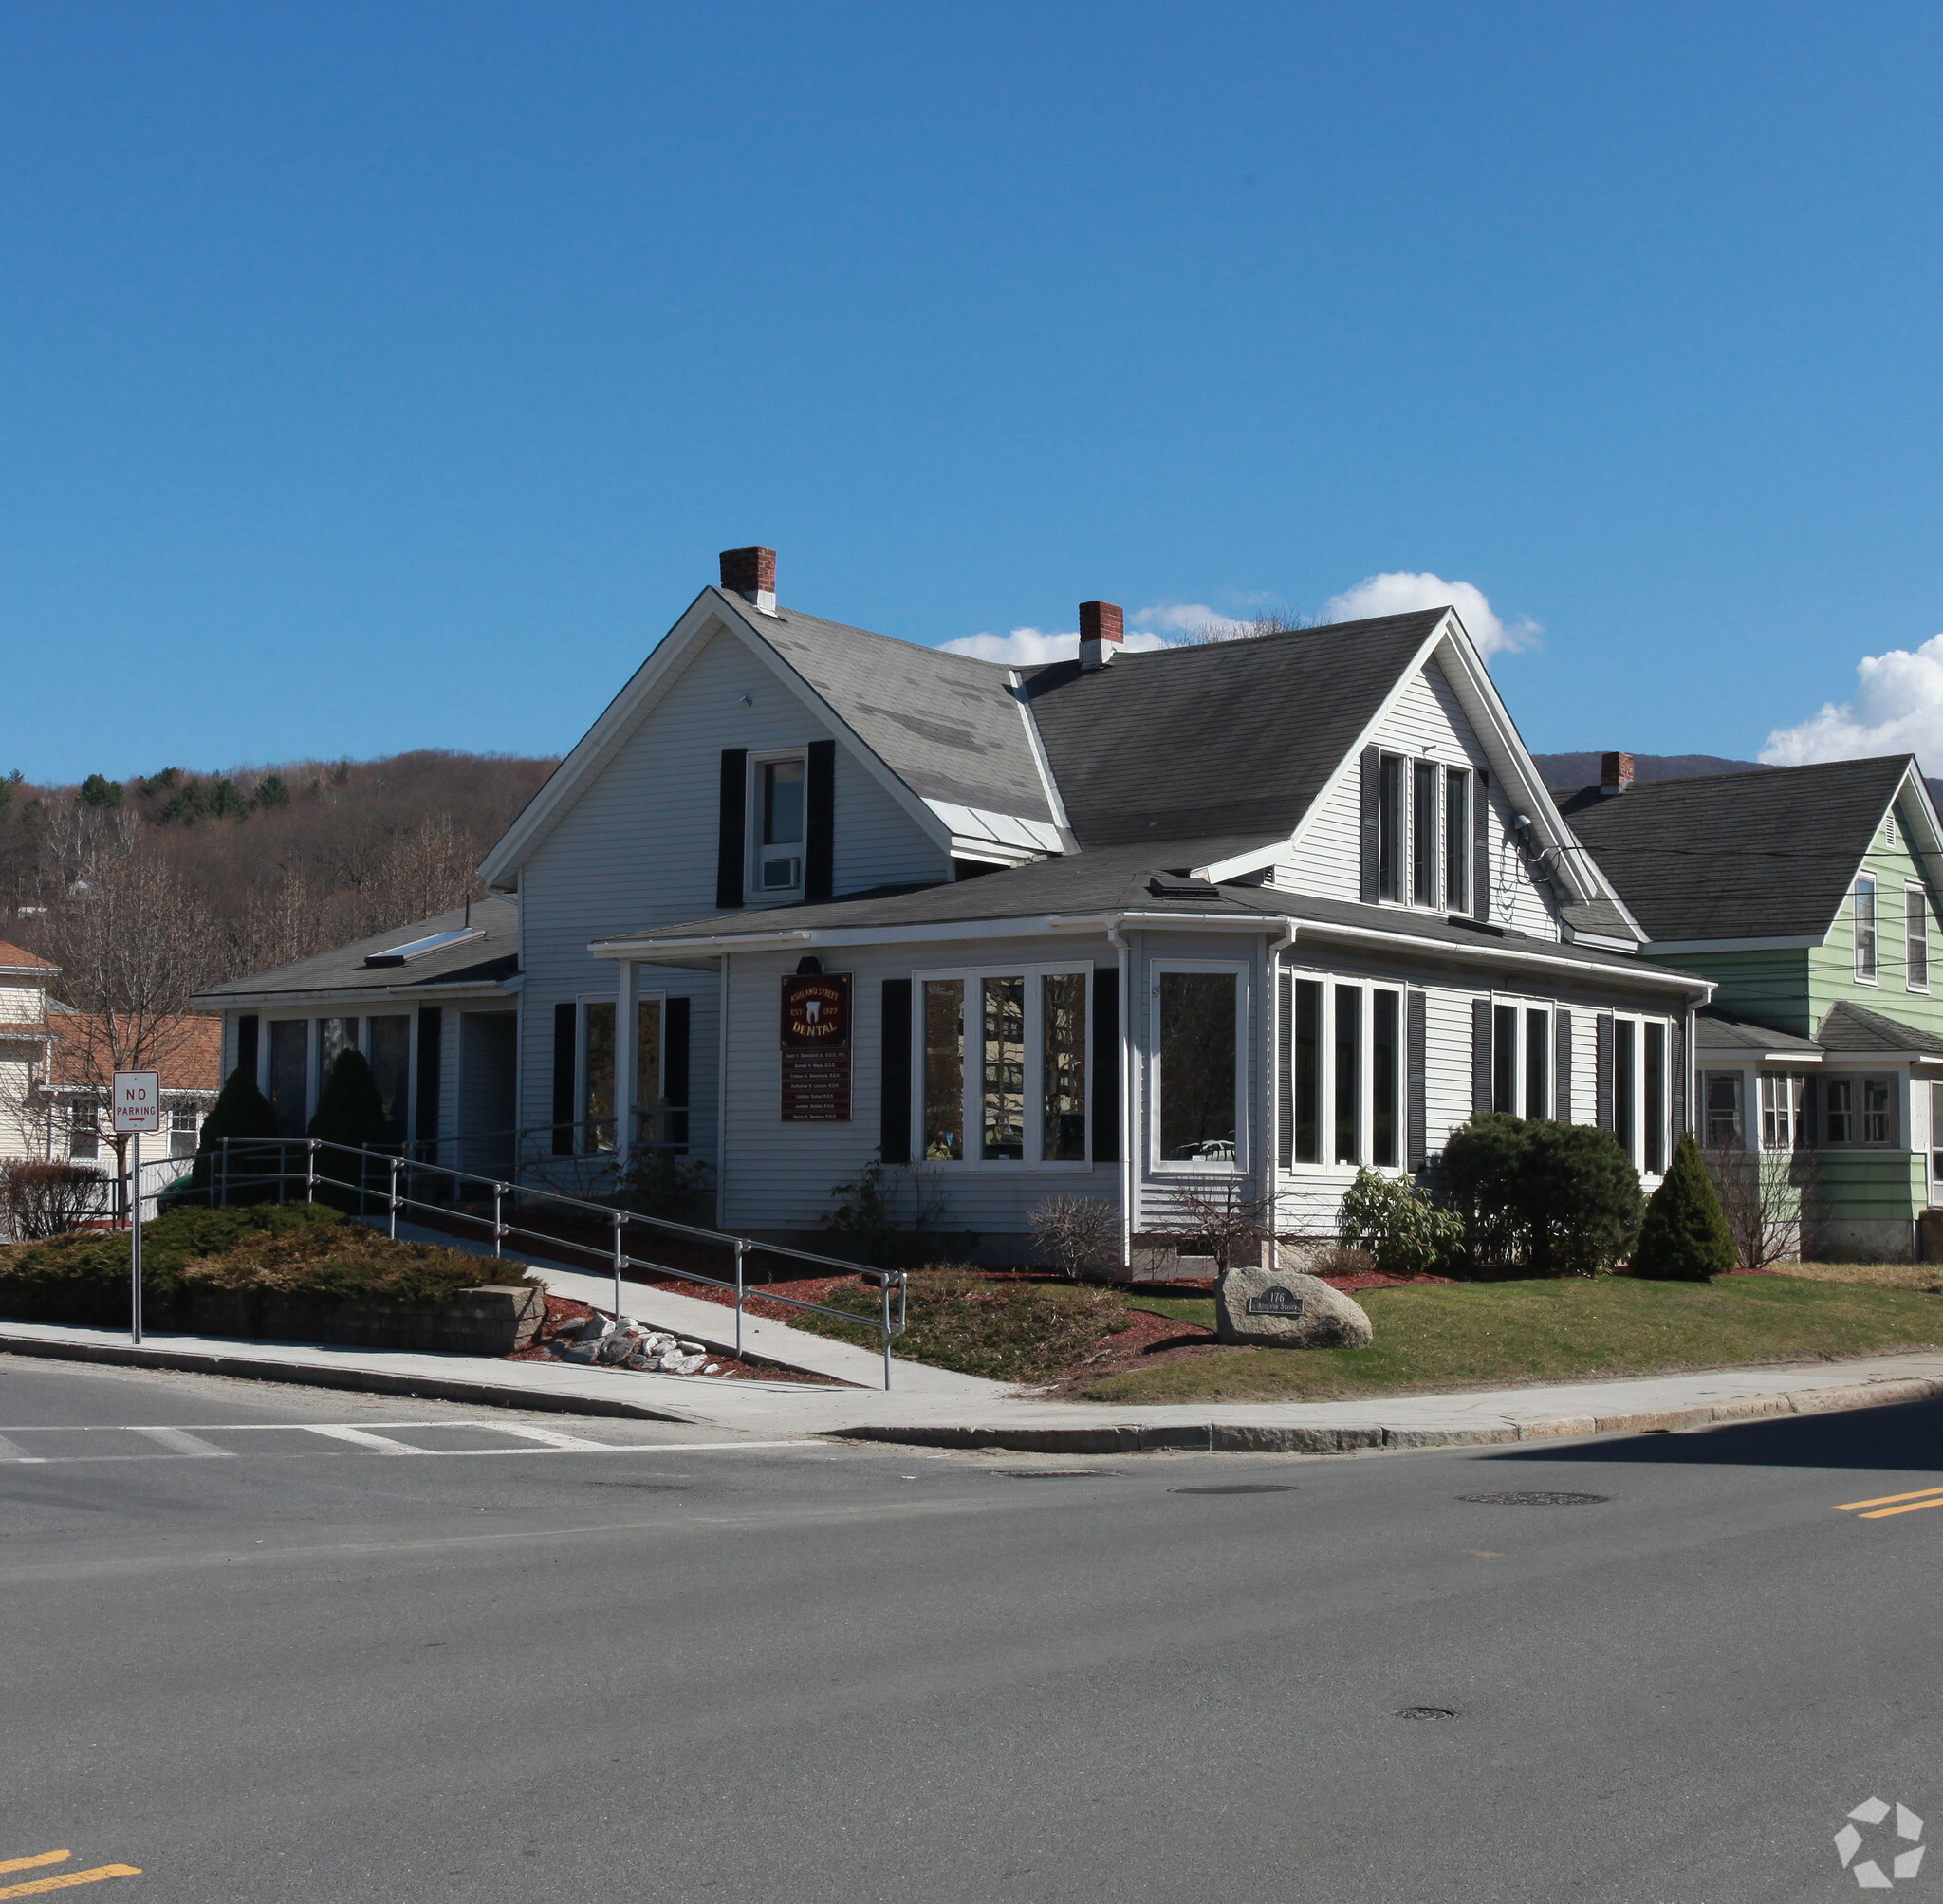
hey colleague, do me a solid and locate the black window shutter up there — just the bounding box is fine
[880,979,913,1164]
[551,1001,577,1155]
[1407,989,1428,1169]
[1668,1014,1687,1137]
[805,739,836,903]
[235,1013,259,1083]
[1595,1012,1616,1131]
[1276,972,1294,1170]
[664,996,691,1148]
[1471,999,1493,1117]
[1553,1008,1573,1121]
[1359,747,1381,903]
[1800,1076,1819,1149]
[414,1007,442,1146]
[1472,767,1491,922]
[1091,968,1120,1163]
[716,749,749,911]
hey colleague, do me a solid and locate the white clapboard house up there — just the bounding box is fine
[195,547,1711,1265]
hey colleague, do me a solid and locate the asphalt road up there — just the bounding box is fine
[3,1356,1940,1904]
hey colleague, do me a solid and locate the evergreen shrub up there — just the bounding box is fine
[1630,1130,1738,1280]
[1442,1114,1644,1276]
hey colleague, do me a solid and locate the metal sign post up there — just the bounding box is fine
[113,1071,161,1345]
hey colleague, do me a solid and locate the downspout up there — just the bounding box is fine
[1104,920,1134,1274]
[716,952,731,1229]
[1266,920,1299,1262]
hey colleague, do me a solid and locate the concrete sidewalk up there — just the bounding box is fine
[5,1317,1942,1453]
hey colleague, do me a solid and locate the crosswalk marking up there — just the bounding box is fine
[300,1425,418,1454]
[490,1423,610,1451]
[130,1428,235,1459]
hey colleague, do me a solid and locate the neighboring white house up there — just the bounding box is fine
[196,547,1712,1266]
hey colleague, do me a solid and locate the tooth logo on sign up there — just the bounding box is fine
[1834,1797,1924,1889]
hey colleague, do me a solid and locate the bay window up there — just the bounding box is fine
[920,966,1092,1167]
[1155,965,1241,1168]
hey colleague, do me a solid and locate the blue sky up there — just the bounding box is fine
[7,1,1943,783]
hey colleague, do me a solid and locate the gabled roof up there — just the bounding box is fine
[1554,754,1927,944]
[0,940,56,972]
[1693,1006,1823,1055]
[193,896,520,1006]
[48,1013,223,1092]
[1020,610,1446,851]
[1815,998,1943,1056]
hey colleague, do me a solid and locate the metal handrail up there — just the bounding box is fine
[211,1135,909,1388]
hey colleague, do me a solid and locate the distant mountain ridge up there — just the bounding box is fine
[1533,751,1943,814]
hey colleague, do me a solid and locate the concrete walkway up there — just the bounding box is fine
[5,1317,1942,1453]
[377,1217,999,1398]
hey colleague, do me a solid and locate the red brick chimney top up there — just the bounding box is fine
[1079,601,1123,670]
[720,547,777,609]
[1600,750,1636,795]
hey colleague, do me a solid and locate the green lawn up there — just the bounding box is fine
[1085,1275,1943,1405]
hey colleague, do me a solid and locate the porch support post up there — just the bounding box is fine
[615,958,639,1169]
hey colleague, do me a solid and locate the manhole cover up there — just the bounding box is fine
[1392,1707,1458,1720]
[997,1469,1121,1479]
[1458,1490,1609,1506]
[1169,1484,1299,1495]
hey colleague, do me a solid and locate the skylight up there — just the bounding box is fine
[364,927,483,968]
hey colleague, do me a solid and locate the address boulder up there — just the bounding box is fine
[1216,1266,1373,1349]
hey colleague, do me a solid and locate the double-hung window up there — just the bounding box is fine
[1377,756,1404,902]
[1703,1072,1744,1147]
[1907,886,1929,990]
[1444,768,1471,914]
[1824,1075,1896,1146]
[919,965,1091,1167]
[1855,876,1878,982]
[1412,763,1438,907]
[753,754,805,895]
[1760,1073,1805,1149]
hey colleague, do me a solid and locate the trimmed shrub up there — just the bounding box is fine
[1441,1114,1644,1277]
[307,1049,394,1211]
[1337,1168,1465,1276]
[1631,1130,1737,1280]
[183,1065,282,1200]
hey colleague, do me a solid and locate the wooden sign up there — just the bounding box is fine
[780,970,852,1121]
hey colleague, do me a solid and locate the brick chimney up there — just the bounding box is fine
[1079,600,1123,672]
[720,546,777,616]
[1600,750,1635,797]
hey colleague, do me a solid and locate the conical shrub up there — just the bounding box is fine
[1629,1129,1737,1280]
[185,1065,281,1201]
[307,1049,394,1211]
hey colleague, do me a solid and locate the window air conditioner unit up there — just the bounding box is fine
[762,857,801,891]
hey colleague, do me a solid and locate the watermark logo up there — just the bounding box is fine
[1836,1798,1925,1889]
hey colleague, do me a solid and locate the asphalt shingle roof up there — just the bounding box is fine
[194,896,520,1003]
[745,594,1055,822]
[1693,1007,1823,1055]
[1020,611,1447,850]
[1552,754,1914,943]
[1814,998,1943,1055]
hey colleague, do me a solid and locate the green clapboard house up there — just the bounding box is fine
[1557,752,1943,1261]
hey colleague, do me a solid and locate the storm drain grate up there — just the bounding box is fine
[1459,1490,1609,1506]
[1391,1707,1458,1720]
[1170,1484,1299,1495]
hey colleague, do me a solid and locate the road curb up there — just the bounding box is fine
[0,1332,702,1425]
[826,1375,1943,1456]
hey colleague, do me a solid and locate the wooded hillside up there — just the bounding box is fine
[0,751,557,989]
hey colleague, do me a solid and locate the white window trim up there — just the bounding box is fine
[1854,873,1879,987]
[1823,1071,1900,1149]
[1444,765,1472,916]
[1701,1067,1747,1149]
[913,960,1094,1171]
[747,748,809,904]
[1409,756,1443,912]
[1148,958,1248,1175]
[1905,882,1930,993]
[1757,1071,1809,1152]
[1606,1010,1672,1178]
[1489,992,1555,1121]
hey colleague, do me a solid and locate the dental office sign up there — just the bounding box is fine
[780,972,852,1121]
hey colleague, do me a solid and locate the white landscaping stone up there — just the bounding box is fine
[1216,1267,1374,1349]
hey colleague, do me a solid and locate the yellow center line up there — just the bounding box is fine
[1860,1496,1943,1521]
[1832,1483,1943,1511]
[0,1861,68,1878]
[0,1867,140,1898]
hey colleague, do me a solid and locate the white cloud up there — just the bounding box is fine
[1130,602,1249,639]
[939,624,1175,666]
[1324,571,1540,658]
[1762,634,1943,772]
